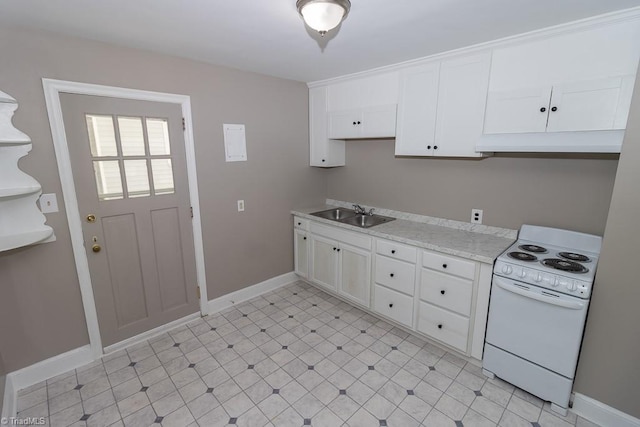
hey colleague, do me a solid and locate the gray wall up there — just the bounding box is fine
[0,26,325,372]
[327,144,618,236]
[574,67,640,418]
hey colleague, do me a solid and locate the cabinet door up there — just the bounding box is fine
[309,86,345,167]
[310,235,338,291]
[546,76,634,132]
[435,53,491,157]
[338,243,371,308]
[483,87,552,134]
[395,62,440,155]
[328,110,362,139]
[361,105,397,138]
[294,229,309,278]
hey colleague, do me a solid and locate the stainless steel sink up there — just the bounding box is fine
[340,214,395,228]
[311,208,357,221]
[310,208,395,228]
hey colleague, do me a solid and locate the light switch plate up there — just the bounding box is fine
[39,193,59,213]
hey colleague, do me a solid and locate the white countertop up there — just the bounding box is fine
[292,204,516,264]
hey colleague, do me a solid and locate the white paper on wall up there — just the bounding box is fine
[223,124,247,162]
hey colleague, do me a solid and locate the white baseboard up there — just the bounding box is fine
[207,272,298,315]
[1,375,15,421]
[572,393,640,427]
[103,312,201,354]
[2,345,93,419]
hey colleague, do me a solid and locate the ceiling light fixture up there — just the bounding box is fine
[296,0,351,36]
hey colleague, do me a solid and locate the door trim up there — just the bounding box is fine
[42,79,208,359]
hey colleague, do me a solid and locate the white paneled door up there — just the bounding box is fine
[61,94,199,348]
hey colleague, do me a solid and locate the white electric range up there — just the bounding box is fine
[483,225,602,416]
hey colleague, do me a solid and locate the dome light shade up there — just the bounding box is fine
[297,0,351,35]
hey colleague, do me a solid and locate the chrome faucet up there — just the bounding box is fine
[353,204,375,216]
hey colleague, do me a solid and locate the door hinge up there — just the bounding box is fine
[182,117,186,131]
[190,206,193,218]
[197,286,201,300]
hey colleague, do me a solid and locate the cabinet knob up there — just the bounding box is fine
[353,121,357,125]
[337,248,341,252]
[438,324,443,329]
[540,107,546,113]
[391,250,396,254]
[322,159,326,162]
[442,264,448,269]
[297,222,301,225]
[427,145,432,149]
[434,146,438,150]
[303,237,307,240]
[389,303,394,308]
[357,121,361,125]
[333,247,336,251]
[440,290,445,295]
[551,106,558,112]
[390,273,395,278]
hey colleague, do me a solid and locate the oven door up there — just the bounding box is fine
[485,276,589,378]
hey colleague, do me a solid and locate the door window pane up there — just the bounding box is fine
[118,117,146,156]
[151,159,175,195]
[86,115,118,157]
[124,160,150,198]
[147,118,171,155]
[93,161,123,200]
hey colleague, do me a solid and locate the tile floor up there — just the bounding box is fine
[16,281,600,427]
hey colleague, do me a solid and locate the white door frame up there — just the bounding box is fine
[42,79,208,359]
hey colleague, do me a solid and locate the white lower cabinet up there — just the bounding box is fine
[417,301,470,352]
[374,285,414,327]
[297,219,493,360]
[294,229,309,279]
[309,222,372,308]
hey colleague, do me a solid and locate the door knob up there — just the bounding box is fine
[92,244,101,253]
[86,214,96,223]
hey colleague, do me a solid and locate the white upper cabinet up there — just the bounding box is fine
[395,62,440,156]
[434,52,492,157]
[395,52,491,157]
[482,18,640,147]
[309,86,345,167]
[326,71,399,140]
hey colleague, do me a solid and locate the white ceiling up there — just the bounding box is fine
[2,0,640,82]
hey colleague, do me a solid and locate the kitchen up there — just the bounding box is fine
[1,1,639,426]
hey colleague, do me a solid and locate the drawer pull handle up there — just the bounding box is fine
[391,250,396,254]
[438,324,443,329]
[390,273,394,278]
[389,303,393,308]
[442,264,448,269]
[440,290,445,295]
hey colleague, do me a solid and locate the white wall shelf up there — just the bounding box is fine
[0,90,54,252]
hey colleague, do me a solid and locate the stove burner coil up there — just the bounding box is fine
[519,244,548,253]
[541,258,589,273]
[508,252,538,262]
[558,252,590,263]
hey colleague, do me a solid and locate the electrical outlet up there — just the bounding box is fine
[471,209,483,224]
[39,193,59,213]
[237,200,245,212]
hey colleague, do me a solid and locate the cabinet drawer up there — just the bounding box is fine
[417,301,469,352]
[420,269,472,316]
[373,285,414,328]
[375,255,416,296]
[376,239,417,264]
[422,250,476,280]
[293,217,309,231]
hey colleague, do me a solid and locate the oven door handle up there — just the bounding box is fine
[495,279,586,310]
